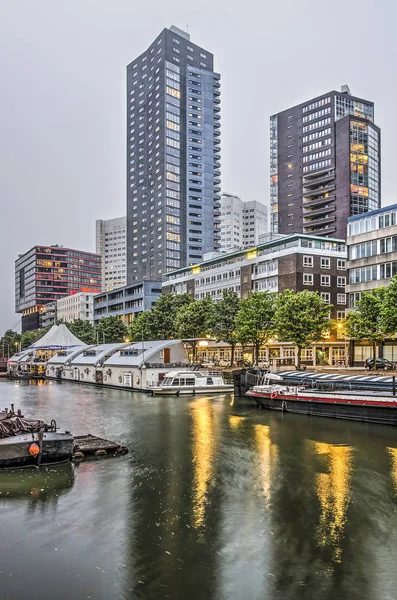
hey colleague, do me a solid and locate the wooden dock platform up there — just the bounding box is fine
[72,434,128,461]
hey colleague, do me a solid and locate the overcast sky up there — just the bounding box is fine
[0,0,395,333]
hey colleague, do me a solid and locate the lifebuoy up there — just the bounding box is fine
[270,390,279,400]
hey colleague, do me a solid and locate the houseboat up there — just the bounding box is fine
[246,373,397,426]
[151,369,233,395]
[46,340,189,391]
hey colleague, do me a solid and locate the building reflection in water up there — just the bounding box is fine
[254,424,279,507]
[387,447,397,494]
[312,442,353,564]
[191,398,218,529]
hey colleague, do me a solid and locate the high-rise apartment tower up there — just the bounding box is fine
[270,86,380,239]
[126,25,221,282]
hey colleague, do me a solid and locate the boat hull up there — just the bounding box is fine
[247,392,397,426]
[0,432,74,468]
[151,385,234,396]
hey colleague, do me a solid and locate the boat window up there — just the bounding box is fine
[171,378,180,386]
[207,377,214,385]
[179,378,186,386]
[186,378,195,386]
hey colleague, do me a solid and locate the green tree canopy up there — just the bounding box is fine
[129,293,193,341]
[94,316,129,344]
[380,275,397,336]
[0,330,21,356]
[66,319,95,345]
[275,289,331,368]
[209,290,241,365]
[346,287,387,359]
[175,296,214,360]
[129,311,156,342]
[235,291,277,365]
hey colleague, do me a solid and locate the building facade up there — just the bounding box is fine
[15,245,101,332]
[346,204,397,364]
[126,25,221,282]
[220,193,268,251]
[96,217,127,292]
[270,86,381,239]
[163,234,348,366]
[57,292,96,323]
[93,281,162,325]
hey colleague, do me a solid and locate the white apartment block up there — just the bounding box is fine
[96,217,127,292]
[57,293,95,323]
[220,193,268,251]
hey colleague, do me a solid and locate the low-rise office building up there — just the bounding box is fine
[346,204,397,364]
[163,233,348,366]
[93,281,162,326]
[57,292,96,323]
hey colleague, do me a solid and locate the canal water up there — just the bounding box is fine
[0,380,397,600]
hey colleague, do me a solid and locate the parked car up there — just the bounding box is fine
[365,357,396,371]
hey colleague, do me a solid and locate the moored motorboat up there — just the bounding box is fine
[246,373,397,426]
[0,406,74,468]
[151,369,233,396]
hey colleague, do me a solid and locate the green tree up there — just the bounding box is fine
[346,288,387,361]
[94,316,129,344]
[0,330,21,357]
[20,327,50,350]
[209,290,241,366]
[235,292,277,365]
[66,319,95,345]
[129,311,156,342]
[175,296,214,361]
[380,275,397,336]
[275,290,332,369]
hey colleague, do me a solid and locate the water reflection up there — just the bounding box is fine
[191,398,218,529]
[387,447,397,495]
[0,463,75,510]
[254,424,278,506]
[312,442,353,564]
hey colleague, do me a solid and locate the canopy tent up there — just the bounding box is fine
[29,324,85,349]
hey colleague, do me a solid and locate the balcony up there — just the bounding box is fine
[304,224,337,236]
[303,183,336,198]
[303,205,336,219]
[303,215,336,228]
[303,194,336,208]
[303,172,335,189]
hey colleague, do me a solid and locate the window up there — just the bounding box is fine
[321,258,330,269]
[321,292,331,303]
[303,273,313,285]
[337,311,345,321]
[337,276,346,287]
[337,294,346,305]
[321,275,330,286]
[303,256,313,267]
[337,259,346,270]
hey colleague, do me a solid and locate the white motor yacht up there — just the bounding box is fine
[151,369,233,396]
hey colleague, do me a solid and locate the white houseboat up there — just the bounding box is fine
[46,340,188,391]
[151,368,233,395]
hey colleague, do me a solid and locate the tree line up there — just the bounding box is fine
[0,289,333,368]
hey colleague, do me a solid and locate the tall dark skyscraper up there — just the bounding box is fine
[126,25,221,282]
[270,86,381,239]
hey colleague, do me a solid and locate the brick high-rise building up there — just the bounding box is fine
[270,85,381,239]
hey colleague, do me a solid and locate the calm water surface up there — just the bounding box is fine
[0,379,397,600]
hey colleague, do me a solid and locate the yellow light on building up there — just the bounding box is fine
[246,249,257,260]
[192,266,201,274]
[198,340,209,347]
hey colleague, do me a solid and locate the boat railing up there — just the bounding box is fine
[144,362,188,369]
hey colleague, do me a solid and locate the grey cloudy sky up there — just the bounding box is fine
[0,0,395,333]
